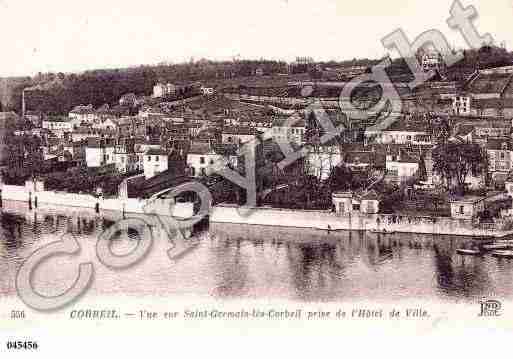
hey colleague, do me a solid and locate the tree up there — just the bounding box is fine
[328,165,352,192]
[432,143,487,195]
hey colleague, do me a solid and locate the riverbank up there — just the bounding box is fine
[0,184,194,218]
[210,204,513,238]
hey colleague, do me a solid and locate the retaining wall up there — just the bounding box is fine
[210,204,510,237]
[1,185,194,218]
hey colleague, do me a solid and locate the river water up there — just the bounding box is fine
[1,200,513,304]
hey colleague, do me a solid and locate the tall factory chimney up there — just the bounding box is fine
[22,89,26,119]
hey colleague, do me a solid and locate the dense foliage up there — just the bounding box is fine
[432,143,488,195]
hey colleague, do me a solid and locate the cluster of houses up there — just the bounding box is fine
[11,84,318,200]
[8,64,513,222]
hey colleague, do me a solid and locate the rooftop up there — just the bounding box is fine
[146,148,169,156]
[222,126,258,135]
[383,119,428,133]
[188,141,213,155]
[465,71,513,95]
[486,138,513,151]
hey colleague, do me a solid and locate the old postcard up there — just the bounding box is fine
[1,0,513,356]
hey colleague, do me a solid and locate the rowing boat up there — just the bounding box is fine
[456,248,482,256]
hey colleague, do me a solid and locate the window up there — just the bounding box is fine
[147,156,151,161]
[210,159,215,165]
[501,152,505,160]
[352,204,360,211]
[367,201,374,213]
[156,156,159,161]
[200,157,205,164]
[201,168,206,176]
[388,167,399,176]
[459,205,464,214]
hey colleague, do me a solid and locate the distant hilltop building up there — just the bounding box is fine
[153,83,177,98]
[422,52,445,73]
[288,57,316,74]
[152,82,201,99]
[119,93,138,107]
[295,56,314,65]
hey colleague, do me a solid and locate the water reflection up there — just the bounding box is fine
[2,201,513,303]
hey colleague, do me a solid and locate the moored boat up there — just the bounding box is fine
[456,248,482,256]
[315,225,342,232]
[370,229,396,235]
[491,250,513,258]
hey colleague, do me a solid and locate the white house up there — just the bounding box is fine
[386,149,420,182]
[143,148,168,179]
[85,138,116,168]
[200,87,214,96]
[332,190,381,215]
[93,118,118,131]
[449,195,486,220]
[271,117,306,145]
[42,118,74,138]
[421,52,444,73]
[452,94,472,115]
[113,140,138,174]
[186,142,233,177]
[306,145,342,180]
[68,105,99,124]
[367,120,431,145]
[153,83,177,98]
[221,127,258,145]
[486,138,513,184]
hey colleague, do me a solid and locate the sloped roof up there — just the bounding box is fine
[70,105,95,114]
[272,117,306,127]
[213,143,238,157]
[384,119,428,132]
[358,189,382,201]
[146,148,169,156]
[473,98,513,109]
[486,138,513,151]
[344,151,374,165]
[455,124,475,137]
[188,141,212,155]
[465,71,513,95]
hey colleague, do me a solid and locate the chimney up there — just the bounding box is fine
[22,89,26,119]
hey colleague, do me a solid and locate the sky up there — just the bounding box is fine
[0,0,512,77]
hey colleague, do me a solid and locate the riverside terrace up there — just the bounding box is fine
[209,193,513,238]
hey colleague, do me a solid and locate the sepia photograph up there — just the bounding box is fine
[1,0,513,356]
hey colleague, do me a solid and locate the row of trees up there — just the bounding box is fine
[432,142,488,196]
[6,60,289,115]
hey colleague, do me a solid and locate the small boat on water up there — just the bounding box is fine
[370,229,395,235]
[482,243,513,251]
[316,225,342,232]
[456,248,482,256]
[491,250,513,258]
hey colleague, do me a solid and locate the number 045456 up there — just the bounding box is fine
[6,341,38,350]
